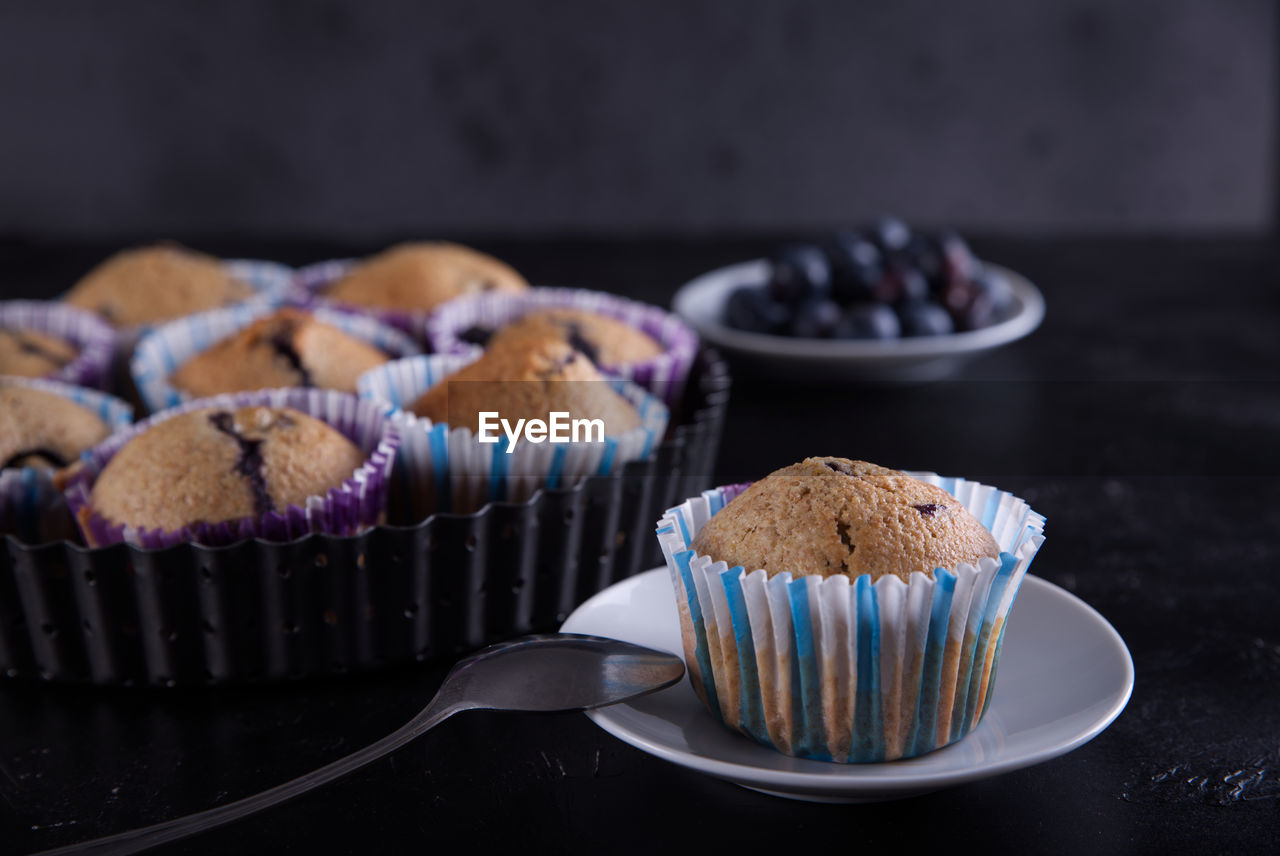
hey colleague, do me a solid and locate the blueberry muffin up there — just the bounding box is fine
[324,242,528,314]
[660,458,1044,763]
[0,386,111,471]
[0,327,79,379]
[484,308,664,368]
[169,308,391,397]
[407,337,640,435]
[690,457,1000,584]
[62,243,254,326]
[84,405,365,537]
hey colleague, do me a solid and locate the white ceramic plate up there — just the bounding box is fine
[672,260,1045,382]
[561,568,1132,803]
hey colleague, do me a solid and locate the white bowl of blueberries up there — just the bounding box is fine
[673,218,1045,383]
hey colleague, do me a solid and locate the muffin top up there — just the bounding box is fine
[325,241,528,313]
[690,456,1001,583]
[88,406,365,534]
[0,386,111,471]
[0,327,79,379]
[407,338,641,435]
[169,308,391,398]
[485,309,664,368]
[63,244,252,326]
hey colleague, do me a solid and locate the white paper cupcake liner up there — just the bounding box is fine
[130,298,423,414]
[358,353,670,518]
[0,300,117,390]
[423,287,700,407]
[657,474,1046,763]
[62,388,400,549]
[0,377,134,545]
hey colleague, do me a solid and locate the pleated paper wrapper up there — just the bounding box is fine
[358,353,670,519]
[0,300,117,390]
[657,475,1045,763]
[129,298,422,414]
[0,377,134,544]
[62,388,400,549]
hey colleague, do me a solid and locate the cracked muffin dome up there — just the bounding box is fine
[0,327,79,379]
[169,308,391,397]
[0,386,111,471]
[86,406,365,535]
[62,244,253,326]
[324,241,528,314]
[407,337,641,435]
[690,456,1000,584]
[484,308,664,368]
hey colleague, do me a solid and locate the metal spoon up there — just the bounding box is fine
[37,633,685,856]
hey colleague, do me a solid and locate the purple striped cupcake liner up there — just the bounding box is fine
[291,258,431,343]
[424,287,700,408]
[0,377,134,545]
[130,298,422,414]
[62,388,399,550]
[0,300,117,390]
[657,473,1045,763]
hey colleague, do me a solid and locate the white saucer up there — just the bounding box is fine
[672,260,1045,383]
[561,568,1132,803]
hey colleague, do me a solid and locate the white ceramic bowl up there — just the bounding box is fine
[672,260,1045,383]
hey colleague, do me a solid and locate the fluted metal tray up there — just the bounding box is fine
[0,350,730,686]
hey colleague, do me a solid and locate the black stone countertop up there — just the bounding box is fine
[1,236,1277,854]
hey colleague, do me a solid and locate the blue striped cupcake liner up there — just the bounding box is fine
[357,352,670,519]
[130,299,423,414]
[656,474,1046,763]
[0,300,117,390]
[423,287,700,408]
[0,377,134,544]
[61,388,399,549]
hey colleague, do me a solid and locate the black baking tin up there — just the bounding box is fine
[0,350,729,686]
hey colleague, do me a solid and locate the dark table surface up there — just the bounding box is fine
[1,235,1278,855]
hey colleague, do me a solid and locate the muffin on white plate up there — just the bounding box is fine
[657,456,1045,762]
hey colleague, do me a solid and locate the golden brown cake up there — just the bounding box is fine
[0,386,111,471]
[690,456,1000,583]
[485,308,664,367]
[168,308,390,397]
[407,338,640,435]
[325,241,527,314]
[0,327,79,378]
[86,406,365,534]
[62,244,252,326]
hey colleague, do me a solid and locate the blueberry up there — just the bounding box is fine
[725,285,790,334]
[894,267,930,304]
[456,325,493,346]
[897,300,955,337]
[826,231,884,304]
[951,289,996,331]
[834,303,900,340]
[789,297,843,338]
[970,267,1018,317]
[937,228,977,284]
[904,234,944,285]
[768,243,831,303]
[867,216,912,255]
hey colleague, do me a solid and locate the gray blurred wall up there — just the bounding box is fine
[0,0,1273,240]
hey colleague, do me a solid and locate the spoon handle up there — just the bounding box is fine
[34,700,467,856]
